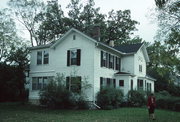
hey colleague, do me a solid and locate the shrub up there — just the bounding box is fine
[39,80,72,109]
[127,90,146,107]
[39,73,89,109]
[155,90,180,111]
[97,88,123,109]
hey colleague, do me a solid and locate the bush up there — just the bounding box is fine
[39,80,72,109]
[39,74,89,109]
[127,90,146,107]
[155,90,180,111]
[97,88,123,109]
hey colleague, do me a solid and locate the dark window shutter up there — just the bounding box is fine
[67,50,70,66]
[115,57,118,70]
[119,57,121,71]
[77,49,81,66]
[66,77,70,90]
[101,51,103,67]
[107,78,110,86]
[112,56,114,69]
[113,79,116,88]
[78,76,81,90]
[100,77,103,88]
[106,53,108,68]
[109,54,111,68]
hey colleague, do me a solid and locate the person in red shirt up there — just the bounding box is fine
[147,93,156,120]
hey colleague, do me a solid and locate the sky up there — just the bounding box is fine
[0,0,158,43]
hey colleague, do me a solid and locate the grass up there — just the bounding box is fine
[0,103,180,122]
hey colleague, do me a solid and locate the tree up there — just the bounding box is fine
[67,0,83,30]
[154,0,180,42]
[0,45,29,102]
[0,8,21,62]
[155,0,169,8]
[36,0,138,45]
[147,41,180,93]
[8,0,45,46]
[106,10,138,45]
[36,0,67,44]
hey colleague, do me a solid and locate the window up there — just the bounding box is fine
[116,57,121,71]
[67,49,81,66]
[32,77,50,90]
[37,50,49,65]
[43,51,49,64]
[37,51,42,65]
[100,77,115,88]
[119,80,124,87]
[71,50,77,65]
[66,76,81,93]
[147,83,152,92]
[139,65,142,72]
[109,54,114,69]
[137,79,143,90]
[101,51,118,70]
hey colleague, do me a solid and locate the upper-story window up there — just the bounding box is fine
[101,50,121,70]
[139,65,142,72]
[67,49,81,66]
[43,51,49,64]
[109,54,114,69]
[37,51,42,65]
[115,57,121,71]
[37,50,49,65]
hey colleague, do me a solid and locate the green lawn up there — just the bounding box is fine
[0,103,179,122]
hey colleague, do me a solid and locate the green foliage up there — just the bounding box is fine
[39,80,72,108]
[1,103,180,122]
[0,63,28,102]
[31,0,138,45]
[147,41,180,95]
[8,0,45,46]
[97,87,123,109]
[155,91,180,111]
[39,73,89,109]
[127,90,146,107]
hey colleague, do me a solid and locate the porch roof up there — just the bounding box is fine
[115,72,135,77]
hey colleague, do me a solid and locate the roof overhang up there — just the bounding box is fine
[140,44,150,62]
[138,76,156,81]
[115,72,136,77]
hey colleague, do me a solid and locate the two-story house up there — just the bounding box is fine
[28,28,155,104]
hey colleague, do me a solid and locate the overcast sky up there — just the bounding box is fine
[0,0,157,43]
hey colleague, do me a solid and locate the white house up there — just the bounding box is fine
[28,28,155,104]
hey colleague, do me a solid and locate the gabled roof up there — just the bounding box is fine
[51,28,98,49]
[28,28,149,62]
[114,43,143,53]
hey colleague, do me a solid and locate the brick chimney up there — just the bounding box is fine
[90,25,100,41]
